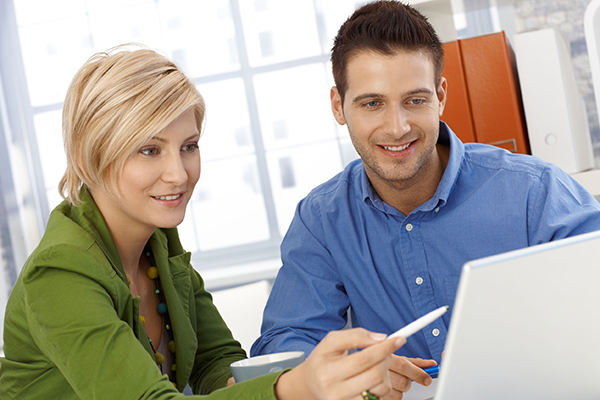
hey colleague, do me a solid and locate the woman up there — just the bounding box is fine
[0,46,404,399]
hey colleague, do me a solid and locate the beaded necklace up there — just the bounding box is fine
[141,244,177,387]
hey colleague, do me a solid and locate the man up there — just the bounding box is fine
[251,0,600,398]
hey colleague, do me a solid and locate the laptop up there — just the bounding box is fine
[408,229,600,400]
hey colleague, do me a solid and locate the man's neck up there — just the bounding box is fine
[367,144,450,216]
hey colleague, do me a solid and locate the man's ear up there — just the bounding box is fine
[437,76,448,117]
[330,86,347,125]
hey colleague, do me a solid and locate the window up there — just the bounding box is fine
[2,0,360,273]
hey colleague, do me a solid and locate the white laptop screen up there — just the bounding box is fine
[433,230,600,400]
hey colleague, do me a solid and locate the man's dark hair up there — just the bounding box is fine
[331,0,444,103]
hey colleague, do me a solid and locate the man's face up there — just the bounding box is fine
[331,49,447,189]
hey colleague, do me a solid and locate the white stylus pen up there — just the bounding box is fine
[388,305,449,339]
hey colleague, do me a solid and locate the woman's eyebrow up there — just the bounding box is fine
[149,132,200,144]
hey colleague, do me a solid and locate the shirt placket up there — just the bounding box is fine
[400,215,448,359]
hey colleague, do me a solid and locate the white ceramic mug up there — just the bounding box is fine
[230,351,305,382]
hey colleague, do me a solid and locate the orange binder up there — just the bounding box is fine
[460,31,530,154]
[441,40,477,144]
[441,32,530,154]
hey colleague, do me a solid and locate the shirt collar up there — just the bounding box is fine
[360,121,465,215]
[360,165,389,213]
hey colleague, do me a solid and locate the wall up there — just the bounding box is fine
[512,0,600,165]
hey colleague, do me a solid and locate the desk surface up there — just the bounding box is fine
[571,168,600,198]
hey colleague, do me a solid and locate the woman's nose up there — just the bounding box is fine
[162,153,188,186]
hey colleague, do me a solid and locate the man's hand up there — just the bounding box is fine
[386,355,437,399]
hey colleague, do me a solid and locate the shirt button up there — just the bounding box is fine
[415,277,424,285]
[405,223,413,232]
[434,207,440,213]
[432,328,440,337]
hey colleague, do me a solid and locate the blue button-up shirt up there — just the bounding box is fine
[251,122,600,363]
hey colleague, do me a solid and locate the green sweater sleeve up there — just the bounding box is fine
[199,371,284,400]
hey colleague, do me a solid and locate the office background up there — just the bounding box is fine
[0,0,598,352]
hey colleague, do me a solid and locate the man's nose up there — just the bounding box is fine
[384,105,411,138]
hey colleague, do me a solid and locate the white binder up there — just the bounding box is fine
[514,28,594,173]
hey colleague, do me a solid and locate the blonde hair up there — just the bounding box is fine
[59,45,205,205]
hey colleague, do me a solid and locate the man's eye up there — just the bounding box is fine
[364,100,380,108]
[409,99,426,105]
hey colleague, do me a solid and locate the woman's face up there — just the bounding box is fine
[107,108,201,234]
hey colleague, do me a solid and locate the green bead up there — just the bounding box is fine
[157,303,168,314]
[155,289,160,294]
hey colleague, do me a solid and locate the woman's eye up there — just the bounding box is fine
[140,147,158,156]
[182,143,199,152]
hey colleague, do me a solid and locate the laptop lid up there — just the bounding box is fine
[434,230,600,400]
